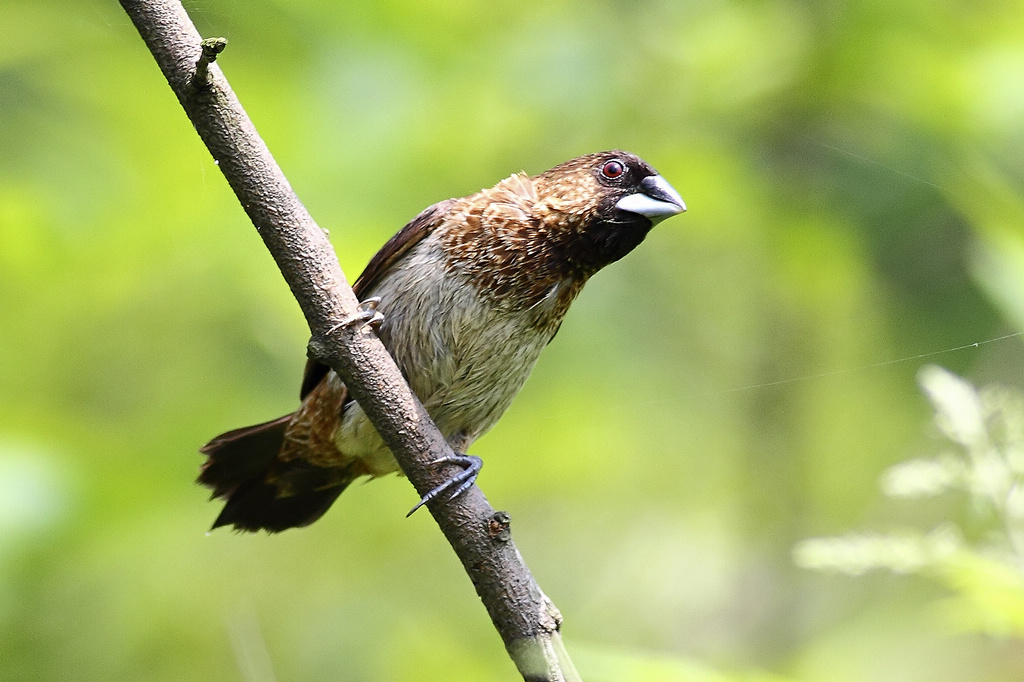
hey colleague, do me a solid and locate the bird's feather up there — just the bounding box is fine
[199,151,685,532]
[299,198,456,400]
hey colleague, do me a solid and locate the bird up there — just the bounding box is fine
[199,150,686,532]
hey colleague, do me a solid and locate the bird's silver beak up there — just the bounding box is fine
[615,175,686,224]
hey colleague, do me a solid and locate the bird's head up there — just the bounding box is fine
[532,150,686,267]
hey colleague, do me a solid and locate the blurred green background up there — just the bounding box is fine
[4,0,1024,680]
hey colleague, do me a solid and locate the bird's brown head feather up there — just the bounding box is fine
[437,150,685,312]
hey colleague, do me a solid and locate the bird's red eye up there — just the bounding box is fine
[601,160,624,179]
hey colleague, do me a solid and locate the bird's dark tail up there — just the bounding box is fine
[198,415,354,533]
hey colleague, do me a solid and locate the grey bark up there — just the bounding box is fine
[117,1,580,680]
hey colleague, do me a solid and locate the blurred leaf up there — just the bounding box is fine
[933,551,1024,637]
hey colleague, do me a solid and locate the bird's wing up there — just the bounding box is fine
[352,198,457,298]
[299,198,457,399]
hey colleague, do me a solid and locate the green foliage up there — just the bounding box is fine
[3,0,1024,680]
[796,367,1024,639]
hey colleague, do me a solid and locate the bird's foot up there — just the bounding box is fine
[406,453,483,517]
[328,297,384,334]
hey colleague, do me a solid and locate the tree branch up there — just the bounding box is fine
[117,1,580,680]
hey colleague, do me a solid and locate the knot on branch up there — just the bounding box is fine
[306,334,337,366]
[539,593,563,632]
[488,511,512,542]
[192,37,227,90]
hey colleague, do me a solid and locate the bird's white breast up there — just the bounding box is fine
[334,232,563,476]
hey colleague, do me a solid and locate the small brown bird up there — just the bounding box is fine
[200,151,685,532]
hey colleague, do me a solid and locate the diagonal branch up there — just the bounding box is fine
[117,1,580,680]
